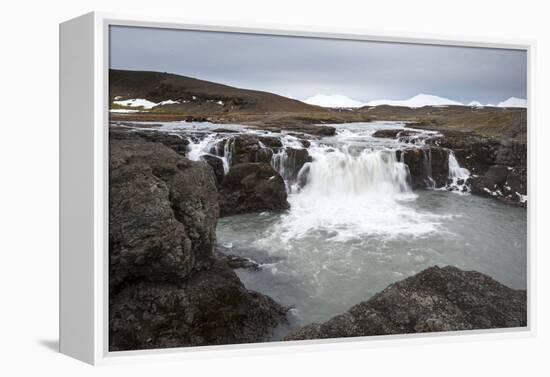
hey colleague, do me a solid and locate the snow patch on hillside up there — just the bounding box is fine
[112,98,181,110]
[113,98,159,109]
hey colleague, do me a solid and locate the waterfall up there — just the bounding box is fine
[273,145,440,242]
[446,151,470,193]
[302,146,411,197]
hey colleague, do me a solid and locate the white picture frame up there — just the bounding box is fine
[59,11,535,365]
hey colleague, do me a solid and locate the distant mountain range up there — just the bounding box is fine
[303,93,527,109]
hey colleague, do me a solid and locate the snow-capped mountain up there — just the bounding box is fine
[366,94,464,108]
[468,101,484,107]
[497,97,527,108]
[302,93,527,109]
[304,94,365,108]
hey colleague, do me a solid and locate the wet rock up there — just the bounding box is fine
[212,128,239,133]
[429,147,450,187]
[398,148,424,188]
[227,135,275,165]
[372,129,401,138]
[215,251,262,271]
[110,259,287,351]
[299,139,311,148]
[109,131,219,289]
[256,147,274,163]
[201,155,225,186]
[285,266,526,341]
[272,148,312,188]
[399,147,449,189]
[397,130,422,144]
[258,136,283,149]
[219,163,290,216]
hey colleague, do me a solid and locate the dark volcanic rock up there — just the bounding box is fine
[226,135,275,165]
[285,266,526,341]
[212,128,239,133]
[429,132,527,206]
[109,130,288,351]
[133,131,190,156]
[398,147,449,189]
[259,136,283,149]
[201,154,225,186]
[428,132,500,175]
[109,132,219,289]
[110,259,287,351]
[219,163,290,216]
[215,251,262,271]
[372,129,401,138]
[429,147,451,186]
[311,125,337,136]
[299,139,311,148]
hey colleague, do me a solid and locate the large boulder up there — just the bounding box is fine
[110,259,287,351]
[219,163,290,216]
[109,131,219,289]
[285,266,526,341]
[227,135,273,165]
[258,136,283,149]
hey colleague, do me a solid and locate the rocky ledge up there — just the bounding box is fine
[427,131,527,206]
[285,266,527,341]
[395,147,450,189]
[109,129,287,351]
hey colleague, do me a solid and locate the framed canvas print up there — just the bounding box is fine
[59,12,532,365]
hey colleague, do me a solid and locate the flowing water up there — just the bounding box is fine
[113,120,527,333]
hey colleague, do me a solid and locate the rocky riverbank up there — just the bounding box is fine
[426,130,527,206]
[285,266,527,340]
[109,129,287,351]
[109,123,526,350]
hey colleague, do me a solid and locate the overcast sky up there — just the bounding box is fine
[110,26,527,104]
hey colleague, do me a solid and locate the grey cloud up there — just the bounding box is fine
[110,26,527,104]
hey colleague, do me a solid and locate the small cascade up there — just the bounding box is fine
[221,138,234,173]
[186,134,217,161]
[185,134,236,175]
[446,151,470,193]
[271,148,311,193]
[422,148,435,188]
